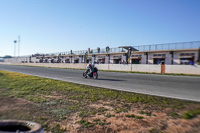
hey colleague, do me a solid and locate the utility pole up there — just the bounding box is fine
[18,35,20,57]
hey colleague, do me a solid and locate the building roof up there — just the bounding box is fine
[118,46,138,51]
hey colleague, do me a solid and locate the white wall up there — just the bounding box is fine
[173,52,180,64]
[165,52,172,64]
[105,57,109,64]
[95,64,108,70]
[8,63,87,69]
[122,55,126,63]
[132,64,161,73]
[1,62,200,75]
[109,64,131,71]
[92,57,95,63]
[4,57,30,63]
[96,64,161,73]
[141,55,146,64]
[148,53,154,64]
[165,65,200,75]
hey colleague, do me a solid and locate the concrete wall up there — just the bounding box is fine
[165,65,200,75]
[165,52,172,64]
[4,57,30,63]
[122,55,126,63]
[173,52,180,65]
[95,64,108,70]
[109,64,131,71]
[132,64,161,73]
[105,57,109,64]
[1,62,200,75]
[9,63,87,69]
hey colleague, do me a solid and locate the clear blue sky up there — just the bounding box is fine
[0,0,200,56]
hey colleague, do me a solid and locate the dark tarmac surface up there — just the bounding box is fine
[0,64,200,102]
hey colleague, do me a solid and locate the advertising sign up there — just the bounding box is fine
[85,52,88,63]
[126,49,132,63]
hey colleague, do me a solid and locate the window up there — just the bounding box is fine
[74,59,79,63]
[97,59,105,64]
[153,54,166,57]
[113,55,122,58]
[180,53,195,56]
[132,59,141,64]
[132,55,142,57]
[98,56,105,58]
[180,58,194,65]
[113,59,121,64]
[153,58,165,64]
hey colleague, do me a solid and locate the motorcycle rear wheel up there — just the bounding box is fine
[93,72,98,79]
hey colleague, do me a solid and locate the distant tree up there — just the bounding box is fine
[3,55,12,58]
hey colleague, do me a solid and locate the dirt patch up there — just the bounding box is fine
[0,97,36,114]
[89,103,114,110]
[44,95,63,99]
[0,94,200,133]
[0,97,39,121]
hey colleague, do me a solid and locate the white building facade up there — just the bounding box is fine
[4,41,200,65]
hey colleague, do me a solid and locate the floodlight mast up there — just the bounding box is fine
[18,35,20,57]
[14,40,17,57]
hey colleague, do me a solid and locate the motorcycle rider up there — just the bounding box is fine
[86,62,92,75]
[86,62,95,75]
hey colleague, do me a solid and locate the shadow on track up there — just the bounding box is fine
[97,78,125,81]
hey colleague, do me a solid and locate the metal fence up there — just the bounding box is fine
[35,41,200,56]
[132,41,200,52]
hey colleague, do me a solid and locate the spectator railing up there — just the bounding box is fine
[33,41,200,57]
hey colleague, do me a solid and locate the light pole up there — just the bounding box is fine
[14,40,17,57]
[18,35,20,57]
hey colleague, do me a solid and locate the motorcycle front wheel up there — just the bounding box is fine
[83,72,87,78]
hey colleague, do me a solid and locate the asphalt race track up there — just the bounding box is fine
[0,64,200,102]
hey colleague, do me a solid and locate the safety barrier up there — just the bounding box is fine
[1,63,200,75]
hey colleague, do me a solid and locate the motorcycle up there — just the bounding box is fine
[83,67,98,79]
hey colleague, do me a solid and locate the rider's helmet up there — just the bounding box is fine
[89,64,92,67]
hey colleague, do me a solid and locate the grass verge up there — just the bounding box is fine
[0,70,200,132]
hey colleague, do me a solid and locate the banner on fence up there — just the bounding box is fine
[126,49,132,63]
[85,52,88,63]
